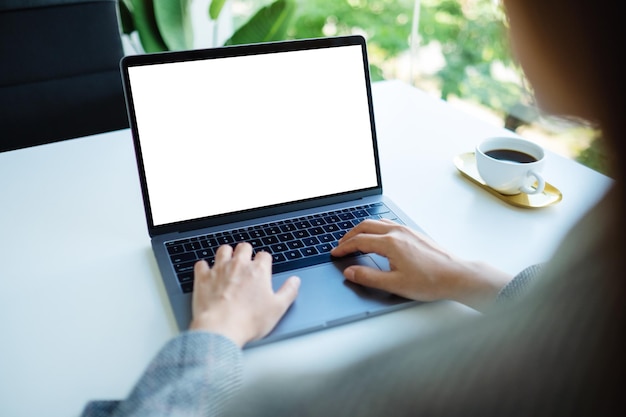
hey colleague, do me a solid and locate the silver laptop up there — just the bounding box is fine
[120,35,424,348]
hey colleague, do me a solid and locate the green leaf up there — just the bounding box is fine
[154,0,193,51]
[369,64,384,82]
[118,0,135,35]
[130,0,168,52]
[209,0,228,21]
[224,0,296,46]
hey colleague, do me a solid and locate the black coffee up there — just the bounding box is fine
[484,149,538,163]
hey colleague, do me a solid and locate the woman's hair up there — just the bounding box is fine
[505,0,624,182]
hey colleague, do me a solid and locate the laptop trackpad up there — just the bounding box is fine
[266,255,411,342]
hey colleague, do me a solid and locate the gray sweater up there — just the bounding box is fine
[82,188,624,416]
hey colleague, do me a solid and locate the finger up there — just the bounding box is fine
[214,244,233,263]
[332,232,393,258]
[343,265,395,293]
[194,259,210,276]
[253,249,271,261]
[253,250,272,269]
[191,260,210,309]
[273,276,301,311]
[339,219,392,243]
[249,276,301,342]
[232,242,253,260]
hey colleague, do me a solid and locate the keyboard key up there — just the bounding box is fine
[294,220,312,229]
[272,253,286,263]
[249,229,265,238]
[352,216,378,225]
[248,239,263,248]
[170,252,196,264]
[309,226,325,235]
[310,218,326,226]
[264,226,281,235]
[174,260,196,273]
[181,282,194,293]
[301,247,319,257]
[262,235,279,245]
[232,232,250,242]
[217,235,234,245]
[338,221,353,229]
[278,232,294,242]
[338,212,355,220]
[352,209,368,218]
[271,243,288,253]
[287,240,304,249]
[177,272,193,283]
[316,243,333,252]
[285,250,303,260]
[294,229,310,239]
[195,249,213,258]
[367,205,389,215]
[319,233,334,243]
[380,212,399,221]
[323,214,340,223]
[333,231,347,240]
[167,244,185,255]
[184,242,202,251]
[200,238,218,248]
[302,237,320,246]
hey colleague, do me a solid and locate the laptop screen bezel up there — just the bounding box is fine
[120,35,383,237]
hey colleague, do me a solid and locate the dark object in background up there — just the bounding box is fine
[0,0,129,152]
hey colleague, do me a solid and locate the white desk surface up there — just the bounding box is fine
[0,80,613,417]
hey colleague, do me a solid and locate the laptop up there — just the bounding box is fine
[120,35,425,348]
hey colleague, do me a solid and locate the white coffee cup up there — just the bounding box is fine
[475,136,545,195]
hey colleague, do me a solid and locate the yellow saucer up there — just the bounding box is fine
[453,152,562,208]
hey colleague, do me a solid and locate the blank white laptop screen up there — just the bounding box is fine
[127,44,378,227]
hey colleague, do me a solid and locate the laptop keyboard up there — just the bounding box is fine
[166,202,401,293]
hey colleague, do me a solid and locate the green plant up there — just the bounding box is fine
[285,0,416,81]
[418,0,521,106]
[118,0,296,53]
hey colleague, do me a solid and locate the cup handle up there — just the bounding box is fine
[520,170,545,195]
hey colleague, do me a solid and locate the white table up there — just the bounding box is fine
[0,80,612,417]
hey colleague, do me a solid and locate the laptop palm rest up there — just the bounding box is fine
[257,255,414,346]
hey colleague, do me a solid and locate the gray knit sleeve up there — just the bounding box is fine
[81,331,243,417]
[496,263,544,303]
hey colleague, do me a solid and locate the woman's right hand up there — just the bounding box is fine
[189,243,300,347]
[330,219,511,311]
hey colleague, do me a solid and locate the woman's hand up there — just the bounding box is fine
[189,243,300,347]
[330,219,511,311]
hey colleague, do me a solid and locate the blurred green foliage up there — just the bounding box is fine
[118,0,295,52]
[576,135,613,177]
[419,0,521,106]
[281,0,524,111]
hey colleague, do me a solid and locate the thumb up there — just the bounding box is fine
[274,276,301,310]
